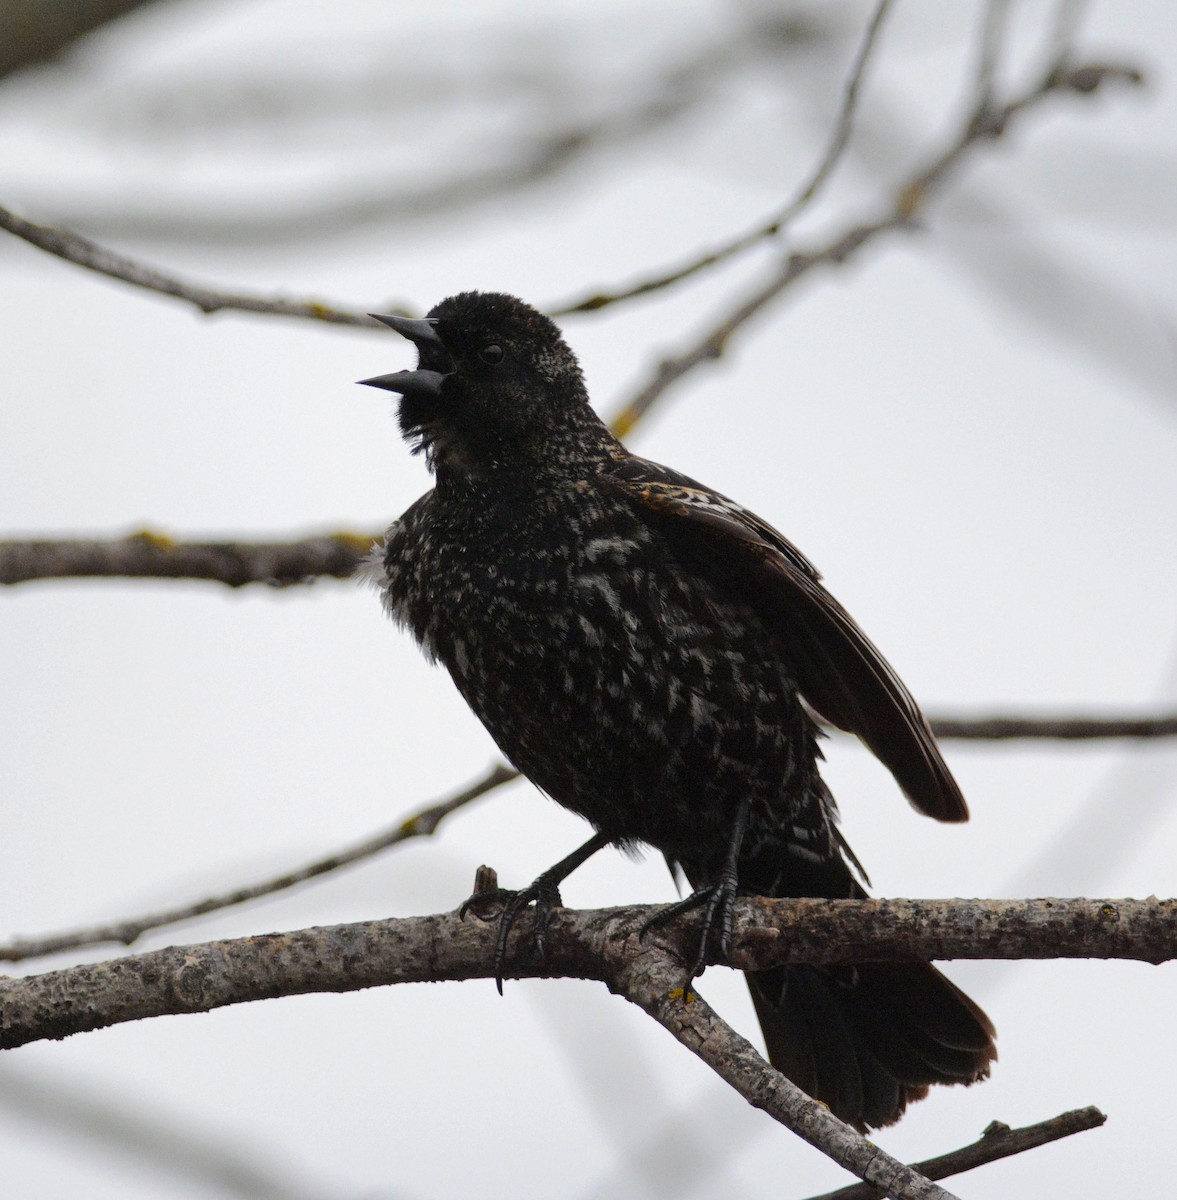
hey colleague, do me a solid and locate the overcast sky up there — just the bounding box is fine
[2,2,1176,1197]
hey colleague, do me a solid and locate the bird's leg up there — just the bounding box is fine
[459,830,611,994]
[641,794,753,989]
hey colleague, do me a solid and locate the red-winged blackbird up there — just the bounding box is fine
[360,291,995,1131]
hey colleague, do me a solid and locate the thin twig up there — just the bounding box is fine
[4,701,1173,966]
[548,0,896,316]
[607,215,904,437]
[973,0,1013,113]
[0,763,516,963]
[929,713,1177,740]
[801,1106,1108,1200]
[3,712,1172,966]
[0,203,391,327]
[40,17,785,249]
[1050,0,1091,64]
[608,60,1142,437]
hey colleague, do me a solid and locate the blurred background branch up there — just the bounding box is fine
[2,2,1175,1197]
[0,0,169,80]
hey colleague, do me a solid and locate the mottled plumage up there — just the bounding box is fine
[360,291,995,1131]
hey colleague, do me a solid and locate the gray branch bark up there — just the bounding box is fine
[3,897,1157,1198]
[801,1106,1108,1200]
[2,897,1171,1053]
[0,530,375,588]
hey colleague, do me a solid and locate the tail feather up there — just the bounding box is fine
[748,959,994,1131]
[739,848,996,1132]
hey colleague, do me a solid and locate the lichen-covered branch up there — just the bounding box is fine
[1,897,1172,1052]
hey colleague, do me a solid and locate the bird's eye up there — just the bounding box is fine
[479,343,504,365]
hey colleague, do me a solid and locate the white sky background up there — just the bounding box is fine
[2,1,1176,1196]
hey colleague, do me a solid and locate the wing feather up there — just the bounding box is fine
[610,459,967,822]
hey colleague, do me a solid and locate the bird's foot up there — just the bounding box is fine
[459,872,565,995]
[639,878,740,993]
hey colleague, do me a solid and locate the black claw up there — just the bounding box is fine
[456,878,566,994]
[639,878,742,994]
[458,833,611,993]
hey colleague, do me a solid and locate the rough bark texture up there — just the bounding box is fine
[1,897,1172,1052]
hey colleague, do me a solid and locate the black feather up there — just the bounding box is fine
[367,291,994,1130]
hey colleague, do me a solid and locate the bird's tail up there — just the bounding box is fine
[742,853,996,1132]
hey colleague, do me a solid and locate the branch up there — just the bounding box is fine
[971,0,1012,114]
[40,15,790,249]
[2,897,1172,1051]
[0,763,516,963]
[8,901,1017,1200]
[610,941,957,1200]
[0,203,389,327]
[0,529,378,587]
[731,896,1177,969]
[606,60,1142,436]
[2,896,1158,1195]
[3,547,1175,748]
[801,1106,1107,1200]
[0,53,1139,345]
[929,713,1177,740]
[0,0,165,80]
[548,0,896,316]
[3,731,1170,966]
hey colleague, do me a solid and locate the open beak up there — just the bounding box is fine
[367,313,447,354]
[357,369,447,399]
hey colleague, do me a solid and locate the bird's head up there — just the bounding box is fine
[359,291,608,480]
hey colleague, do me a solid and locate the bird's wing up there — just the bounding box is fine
[607,457,967,822]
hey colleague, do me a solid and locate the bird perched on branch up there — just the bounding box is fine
[360,290,995,1131]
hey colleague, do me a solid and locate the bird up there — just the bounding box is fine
[358,290,995,1132]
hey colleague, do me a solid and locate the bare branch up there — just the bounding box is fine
[801,1106,1108,1200]
[608,60,1143,437]
[548,0,896,316]
[0,52,1139,343]
[610,941,958,1200]
[973,0,1012,113]
[0,529,378,587]
[0,0,165,81]
[45,16,796,248]
[1049,0,1092,64]
[729,896,1177,971]
[1,897,1172,1052]
[6,719,1174,967]
[930,713,1177,740]
[0,763,516,964]
[0,203,391,327]
[0,895,1160,1191]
